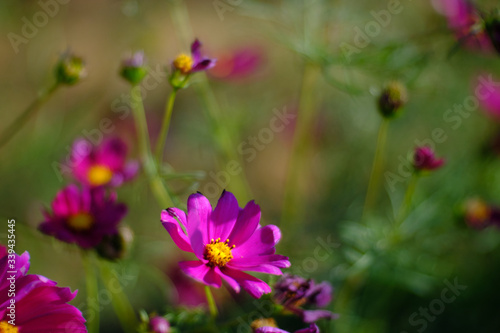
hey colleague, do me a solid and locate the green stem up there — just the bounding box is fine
[396,172,419,226]
[281,63,320,227]
[98,260,138,333]
[155,89,178,163]
[170,0,252,202]
[0,82,59,150]
[363,118,390,217]
[204,286,218,318]
[130,85,173,208]
[81,251,99,333]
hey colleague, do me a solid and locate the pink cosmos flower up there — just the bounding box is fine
[70,137,139,188]
[256,324,320,333]
[39,185,127,249]
[172,39,216,75]
[433,0,492,52]
[209,47,263,80]
[161,191,290,299]
[413,146,445,172]
[0,247,86,332]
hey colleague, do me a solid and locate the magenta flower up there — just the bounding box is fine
[149,315,170,333]
[172,39,216,75]
[39,185,127,249]
[71,137,139,188]
[273,274,338,323]
[477,75,500,120]
[434,0,492,52]
[413,146,445,172]
[0,247,86,332]
[210,47,263,80]
[256,324,320,333]
[161,191,290,298]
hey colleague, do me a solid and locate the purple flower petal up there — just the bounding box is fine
[210,190,239,242]
[191,58,216,72]
[191,39,202,63]
[233,225,281,258]
[96,137,128,170]
[256,328,289,333]
[161,210,193,252]
[299,309,339,323]
[228,200,261,247]
[221,267,271,298]
[179,261,221,288]
[187,193,212,258]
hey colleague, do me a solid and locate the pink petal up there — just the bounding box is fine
[228,200,261,246]
[161,211,193,253]
[166,207,188,228]
[179,261,221,288]
[187,193,212,258]
[221,267,271,298]
[210,190,239,242]
[96,137,128,170]
[233,225,281,258]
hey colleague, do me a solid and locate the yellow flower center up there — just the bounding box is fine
[204,238,234,267]
[173,53,193,74]
[466,199,491,226]
[67,213,95,232]
[250,318,278,330]
[87,165,113,186]
[0,321,18,333]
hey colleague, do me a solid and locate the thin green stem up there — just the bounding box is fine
[169,0,252,202]
[130,85,174,208]
[155,89,178,163]
[204,285,218,318]
[363,119,390,218]
[0,82,59,150]
[281,63,320,227]
[396,173,419,226]
[98,259,138,333]
[81,251,99,333]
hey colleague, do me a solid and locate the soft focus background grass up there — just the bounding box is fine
[2,0,500,332]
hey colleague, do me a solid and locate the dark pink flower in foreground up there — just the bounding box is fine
[433,0,492,52]
[172,39,216,75]
[413,146,445,172]
[0,247,86,332]
[273,274,338,323]
[71,137,139,188]
[161,191,290,298]
[256,324,320,333]
[149,315,170,333]
[39,185,127,249]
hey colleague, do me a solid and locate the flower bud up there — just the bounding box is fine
[120,51,148,85]
[96,226,134,261]
[413,146,445,172]
[377,81,408,118]
[148,316,170,333]
[55,53,87,85]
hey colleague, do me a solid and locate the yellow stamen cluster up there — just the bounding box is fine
[204,238,235,267]
[87,165,113,187]
[173,53,194,74]
[0,321,19,333]
[250,318,278,331]
[67,213,95,232]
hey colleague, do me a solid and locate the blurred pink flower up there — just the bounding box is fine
[413,146,445,172]
[39,185,127,249]
[70,137,139,188]
[476,75,500,120]
[210,47,263,80]
[433,0,492,52]
[256,324,320,333]
[161,191,290,299]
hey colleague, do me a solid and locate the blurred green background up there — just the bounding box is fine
[2,0,500,332]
